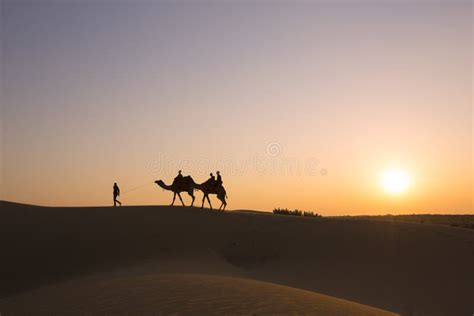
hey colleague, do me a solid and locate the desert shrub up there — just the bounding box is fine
[273,208,322,217]
[303,211,322,217]
[293,209,303,216]
[273,208,293,215]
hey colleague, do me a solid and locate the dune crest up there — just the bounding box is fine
[0,273,396,315]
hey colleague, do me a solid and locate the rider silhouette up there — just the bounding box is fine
[208,173,216,185]
[174,170,183,181]
[216,171,223,187]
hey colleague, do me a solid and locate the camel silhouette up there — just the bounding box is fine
[194,179,227,211]
[155,176,195,207]
[155,176,227,211]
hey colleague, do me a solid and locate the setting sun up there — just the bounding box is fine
[380,169,411,194]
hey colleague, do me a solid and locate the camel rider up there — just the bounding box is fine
[208,173,216,185]
[174,170,183,182]
[216,171,223,188]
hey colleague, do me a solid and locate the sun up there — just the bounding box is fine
[380,169,411,194]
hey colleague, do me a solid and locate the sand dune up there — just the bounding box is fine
[0,273,395,315]
[1,201,473,315]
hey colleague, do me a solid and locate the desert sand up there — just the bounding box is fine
[1,201,473,315]
[0,273,395,315]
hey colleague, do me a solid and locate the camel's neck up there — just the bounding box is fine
[194,182,205,190]
[157,181,173,191]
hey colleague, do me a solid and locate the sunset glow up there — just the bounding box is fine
[1,1,472,214]
[380,170,411,195]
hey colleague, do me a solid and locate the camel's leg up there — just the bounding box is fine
[201,195,206,209]
[207,195,213,210]
[188,191,195,207]
[219,197,226,211]
[177,192,185,206]
[171,192,176,206]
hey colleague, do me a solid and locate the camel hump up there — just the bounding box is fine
[184,175,195,183]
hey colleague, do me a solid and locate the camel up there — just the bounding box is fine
[155,176,195,207]
[155,176,227,211]
[194,180,227,211]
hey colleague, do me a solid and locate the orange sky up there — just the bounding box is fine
[1,1,472,214]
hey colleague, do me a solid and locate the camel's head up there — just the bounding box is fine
[155,180,169,190]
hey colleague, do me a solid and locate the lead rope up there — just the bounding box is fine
[121,181,155,196]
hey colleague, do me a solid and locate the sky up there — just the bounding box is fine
[1,0,472,215]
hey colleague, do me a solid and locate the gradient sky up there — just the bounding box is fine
[1,0,472,214]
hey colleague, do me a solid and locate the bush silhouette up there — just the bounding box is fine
[273,208,322,217]
[303,211,321,217]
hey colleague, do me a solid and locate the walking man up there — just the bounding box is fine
[113,182,122,207]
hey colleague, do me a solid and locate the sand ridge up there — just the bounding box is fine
[0,273,397,315]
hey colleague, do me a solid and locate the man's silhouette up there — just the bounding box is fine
[207,173,216,186]
[216,171,223,188]
[113,182,121,207]
[174,170,183,182]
